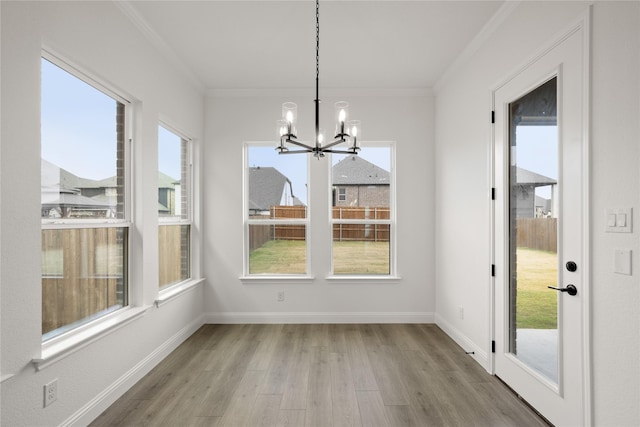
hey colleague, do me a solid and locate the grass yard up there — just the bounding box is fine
[516,247,558,329]
[249,239,389,275]
[249,240,307,274]
[333,241,389,275]
[249,241,555,328]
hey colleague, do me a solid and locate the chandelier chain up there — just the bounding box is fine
[316,0,319,82]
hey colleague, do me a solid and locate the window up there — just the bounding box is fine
[244,144,308,275]
[158,125,191,288]
[41,54,130,339]
[331,145,394,275]
[337,187,346,202]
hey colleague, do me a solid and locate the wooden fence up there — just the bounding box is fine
[42,225,187,335]
[250,206,390,250]
[158,225,190,287]
[42,228,125,334]
[517,218,557,252]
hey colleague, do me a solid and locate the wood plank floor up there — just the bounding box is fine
[90,324,549,427]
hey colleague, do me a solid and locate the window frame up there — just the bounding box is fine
[338,187,347,202]
[328,141,397,279]
[157,122,194,290]
[242,141,312,280]
[39,50,136,351]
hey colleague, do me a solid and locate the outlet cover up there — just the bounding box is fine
[44,379,58,407]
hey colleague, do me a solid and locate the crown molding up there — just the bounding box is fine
[114,1,206,92]
[208,86,433,98]
[433,0,521,93]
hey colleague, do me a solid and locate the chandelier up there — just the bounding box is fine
[276,0,361,159]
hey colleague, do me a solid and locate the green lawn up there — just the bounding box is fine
[249,239,389,275]
[249,240,306,274]
[250,241,555,328]
[516,247,558,329]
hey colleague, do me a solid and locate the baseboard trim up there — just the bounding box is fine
[435,313,490,371]
[62,314,205,427]
[204,311,434,324]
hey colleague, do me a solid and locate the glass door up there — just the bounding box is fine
[492,21,588,425]
[508,77,559,384]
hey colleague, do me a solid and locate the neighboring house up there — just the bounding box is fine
[332,155,390,207]
[248,166,304,216]
[41,159,115,218]
[158,171,180,217]
[514,167,557,218]
[41,159,180,218]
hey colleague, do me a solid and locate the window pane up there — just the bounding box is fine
[41,56,128,339]
[159,224,190,287]
[331,147,392,276]
[42,227,127,338]
[332,224,390,275]
[249,224,306,274]
[247,146,307,219]
[331,148,390,211]
[41,58,124,220]
[158,126,189,219]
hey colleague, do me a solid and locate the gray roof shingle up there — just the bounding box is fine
[249,166,290,211]
[332,155,389,185]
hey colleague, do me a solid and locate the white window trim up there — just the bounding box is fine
[329,141,397,278]
[242,142,311,278]
[40,50,136,347]
[33,305,152,371]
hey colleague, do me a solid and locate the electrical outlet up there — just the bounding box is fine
[44,379,58,408]
[277,291,285,302]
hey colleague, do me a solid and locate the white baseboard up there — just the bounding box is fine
[62,314,205,427]
[204,311,434,324]
[435,313,490,372]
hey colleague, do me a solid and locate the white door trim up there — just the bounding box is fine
[488,6,592,426]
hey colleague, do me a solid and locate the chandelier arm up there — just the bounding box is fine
[278,149,314,155]
[285,139,316,150]
[321,149,359,154]
[321,138,349,150]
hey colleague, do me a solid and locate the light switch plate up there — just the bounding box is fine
[614,249,632,275]
[606,208,632,233]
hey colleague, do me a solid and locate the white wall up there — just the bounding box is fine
[1,2,205,426]
[204,93,435,321]
[435,1,640,425]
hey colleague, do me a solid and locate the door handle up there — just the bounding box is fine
[547,284,578,296]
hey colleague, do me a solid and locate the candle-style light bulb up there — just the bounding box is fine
[286,110,293,124]
[339,109,346,124]
[317,128,325,146]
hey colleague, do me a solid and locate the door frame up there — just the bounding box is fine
[488,8,592,425]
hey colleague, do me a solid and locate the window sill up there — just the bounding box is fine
[34,305,152,371]
[326,275,402,283]
[240,275,315,284]
[156,278,204,307]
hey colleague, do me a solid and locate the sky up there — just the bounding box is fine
[515,126,558,199]
[41,58,119,181]
[42,58,181,182]
[41,57,557,202]
[158,126,181,180]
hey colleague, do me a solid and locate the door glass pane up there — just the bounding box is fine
[508,77,558,383]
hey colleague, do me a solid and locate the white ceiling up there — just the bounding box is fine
[125,1,504,92]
